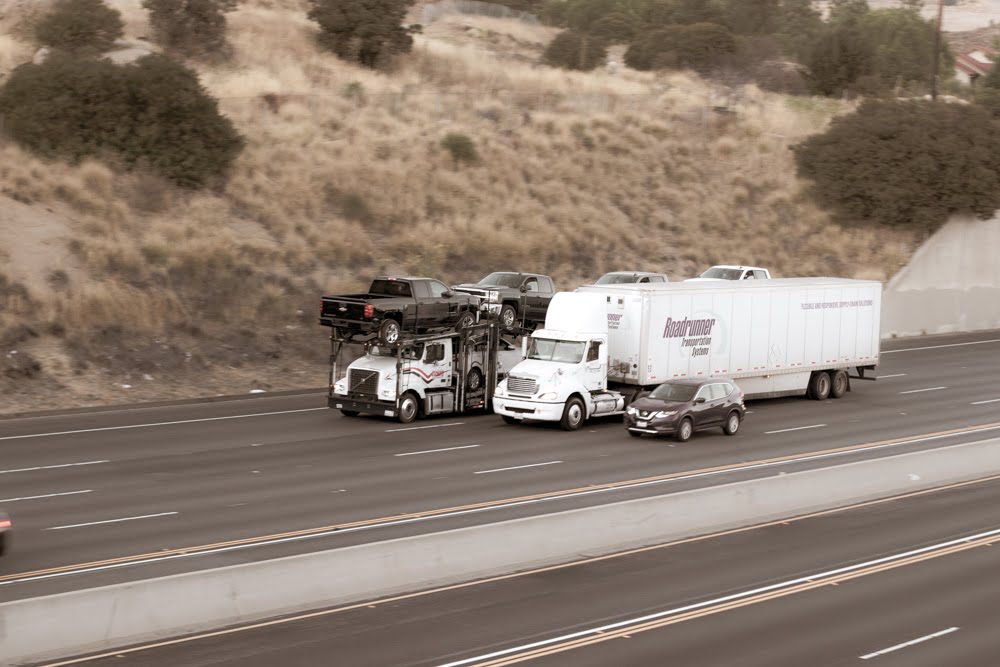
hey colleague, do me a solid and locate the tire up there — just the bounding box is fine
[809,371,831,401]
[628,430,643,438]
[0,533,6,556]
[723,411,741,436]
[560,397,586,431]
[501,415,519,425]
[340,409,360,417]
[466,367,484,391]
[378,318,401,345]
[499,304,517,330]
[455,310,476,331]
[830,369,849,399]
[675,417,693,442]
[397,392,419,424]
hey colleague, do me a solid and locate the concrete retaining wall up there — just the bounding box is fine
[5,438,1000,665]
[882,214,1000,338]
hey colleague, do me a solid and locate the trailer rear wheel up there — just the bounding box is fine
[809,371,831,401]
[340,410,360,417]
[398,392,419,423]
[378,318,401,345]
[723,411,741,435]
[501,415,519,425]
[675,417,693,442]
[560,397,585,431]
[830,370,849,398]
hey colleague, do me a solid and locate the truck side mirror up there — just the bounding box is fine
[519,284,527,293]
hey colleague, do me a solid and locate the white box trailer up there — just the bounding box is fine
[492,278,881,430]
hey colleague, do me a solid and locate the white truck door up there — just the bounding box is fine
[413,341,451,390]
[584,340,605,392]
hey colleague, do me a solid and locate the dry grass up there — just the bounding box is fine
[0,0,922,412]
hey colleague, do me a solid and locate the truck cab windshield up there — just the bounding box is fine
[477,273,523,288]
[528,338,586,364]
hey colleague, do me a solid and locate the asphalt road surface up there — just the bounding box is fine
[1,332,999,600]
[42,467,1000,666]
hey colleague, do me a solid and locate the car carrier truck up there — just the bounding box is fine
[328,321,523,423]
[492,278,882,430]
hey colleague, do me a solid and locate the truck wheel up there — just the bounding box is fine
[499,304,517,330]
[455,310,476,331]
[675,417,693,442]
[830,370,849,399]
[560,397,585,431]
[340,410,360,417]
[723,411,741,436]
[466,367,484,391]
[378,318,401,345]
[809,371,831,401]
[397,393,419,424]
[501,415,519,425]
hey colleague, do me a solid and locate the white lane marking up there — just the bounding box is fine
[764,424,827,435]
[972,398,1000,405]
[0,408,327,442]
[0,460,108,475]
[475,461,562,475]
[396,444,480,457]
[899,386,947,395]
[884,338,1000,353]
[0,490,93,503]
[11,426,1000,588]
[859,627,959,660]
[46,511,178,531]
[385,422,464,433]
[439,533,995,667]
[878,373,907,379]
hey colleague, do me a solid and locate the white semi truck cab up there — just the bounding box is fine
[493,292,627,430]
[329,322,522,424]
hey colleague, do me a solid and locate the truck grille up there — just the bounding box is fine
[507,376,537,396]
[348,368,379,396]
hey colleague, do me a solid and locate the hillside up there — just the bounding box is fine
[0,0,922,414]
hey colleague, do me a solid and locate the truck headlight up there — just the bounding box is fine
[487,290,499,302]
[538,392,558,400]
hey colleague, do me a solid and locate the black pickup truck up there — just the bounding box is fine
[320,276,479,344]
[452,272,556,330]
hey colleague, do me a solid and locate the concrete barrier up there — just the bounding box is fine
[882,214,1000,337]
[4,438,1000,665]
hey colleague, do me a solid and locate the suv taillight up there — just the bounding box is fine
[364,304,374,318]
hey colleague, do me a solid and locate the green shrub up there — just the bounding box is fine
[793,99,1000,231]
[625,23,736,72]
[34,0,123,56]
[543,29,607,71]
[142,0,238,61]
[307,0,417,68]
[0,54,244,188]
[976,87,1000,118]
[441,133,479,167]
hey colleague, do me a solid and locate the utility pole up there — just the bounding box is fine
[931,0,945,100]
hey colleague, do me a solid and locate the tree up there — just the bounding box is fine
[625,23,736,72]
[773,0,824,61]
[142,0,238,61]
[804,20,876,95]
[307,0,417,68]
[793,99,1000,231]
[0,54,244,188]
[34,0,123,56]
[720,0,780,35]
[543,29,608,70]
[861,7,951,91]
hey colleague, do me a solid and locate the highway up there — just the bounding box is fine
[1,332,999,601]
[40,467,1000,666]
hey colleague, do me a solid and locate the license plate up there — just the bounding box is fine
[637,420,648,428]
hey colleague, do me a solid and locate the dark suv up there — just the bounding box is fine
[452,272,556,330]
[624,378,745,442]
